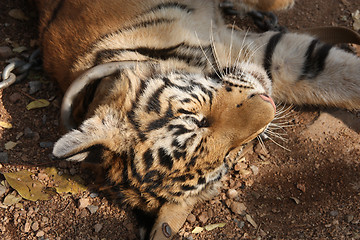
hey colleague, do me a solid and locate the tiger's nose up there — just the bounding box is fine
[259,94,276,112]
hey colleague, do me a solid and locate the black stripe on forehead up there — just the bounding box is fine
[146,85,166,114]
[93,44,212,68]
[145,2,194,14]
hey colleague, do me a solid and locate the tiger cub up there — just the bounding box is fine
[33,0,360,239]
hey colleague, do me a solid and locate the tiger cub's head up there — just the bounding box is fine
[52,61,275,205]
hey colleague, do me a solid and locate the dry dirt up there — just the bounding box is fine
[0,0,359,239]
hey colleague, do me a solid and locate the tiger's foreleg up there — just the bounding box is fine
[244,31,360,110]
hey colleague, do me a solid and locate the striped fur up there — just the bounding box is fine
[34,0,360,239]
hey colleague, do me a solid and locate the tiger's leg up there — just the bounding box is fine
[233,31,360,110]
[229,0,295,12]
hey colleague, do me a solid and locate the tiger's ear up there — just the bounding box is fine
[53,109,129,162]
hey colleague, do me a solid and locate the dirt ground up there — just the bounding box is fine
[0,0,359,239]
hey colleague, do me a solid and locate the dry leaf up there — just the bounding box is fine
[204,222,226,231]
[245,214,258,228]
[12,46,27,53]
[8,9,29,21]
[290,197,301,204]
[2,170,53,201]
[192,227,204,234]
[44,167,87,194]
[5,141,18,150]
[3,192,22,206]
[26,99,50,110]
[0,121,12,129]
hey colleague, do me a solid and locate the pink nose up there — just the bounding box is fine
[259,94,276,112]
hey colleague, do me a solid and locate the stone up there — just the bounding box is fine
[345,214,354,223]
[28,81,42,94]
[94,223,103,233]
[9,92,22,103]
[86,205,99,214]
[24,221,31,232]
[79,198,90,209]
[90,192,99,198]
[198,212,209,224]
[39,142,54,148]
[0,152,9,164]
[250,165,259,175]
[187,213,196,224]
[230,201,247,215]
[36,230,45,237]
[0,46,12,59]
[330,210,339,217]
[69,168,77,175]
[226,189,238,199]
[31,221,39,231]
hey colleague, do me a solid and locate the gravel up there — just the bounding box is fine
[330,210,339,217]
[0,152,9,164]
[0,46,12,59]
[28,81,42,94]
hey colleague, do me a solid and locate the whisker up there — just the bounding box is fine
[210,21,224,78]
[194,31,222,79]
[267,135,291,152]
[257,135,267,152]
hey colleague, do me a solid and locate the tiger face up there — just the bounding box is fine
[53,61,275,239]
[53,61,275,200]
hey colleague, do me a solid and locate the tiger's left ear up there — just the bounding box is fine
[53,108,130,162]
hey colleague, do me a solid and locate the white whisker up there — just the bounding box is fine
[266,135,291,152]
[194,31,222,79]
[210,21,224,78]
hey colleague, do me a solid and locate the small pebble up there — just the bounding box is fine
[31,221,39,231]
[90,192,99,198]
[0,152,9,164]
[198,212,209,224]
[69,168,77,175]
[187,213,196,224]
[0,46,12,59]
[24,127,35,138]
[345,214,354,223]
[36,230,45,237]
[28,81,42,94]
[79,198,90,209]
[87,205,99,214]
[230,201,247,215]
[250,165,259,175]
[24,221,31,232]
[330,210,338,217]
[226,189,238,199]
[39,142,54,148]
[94,223,103,233]
[234,219,245,229]
[9,92,22,103]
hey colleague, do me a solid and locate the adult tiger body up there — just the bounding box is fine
[33,0,360,239]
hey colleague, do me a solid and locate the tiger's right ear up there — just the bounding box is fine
[53,108,130,162]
